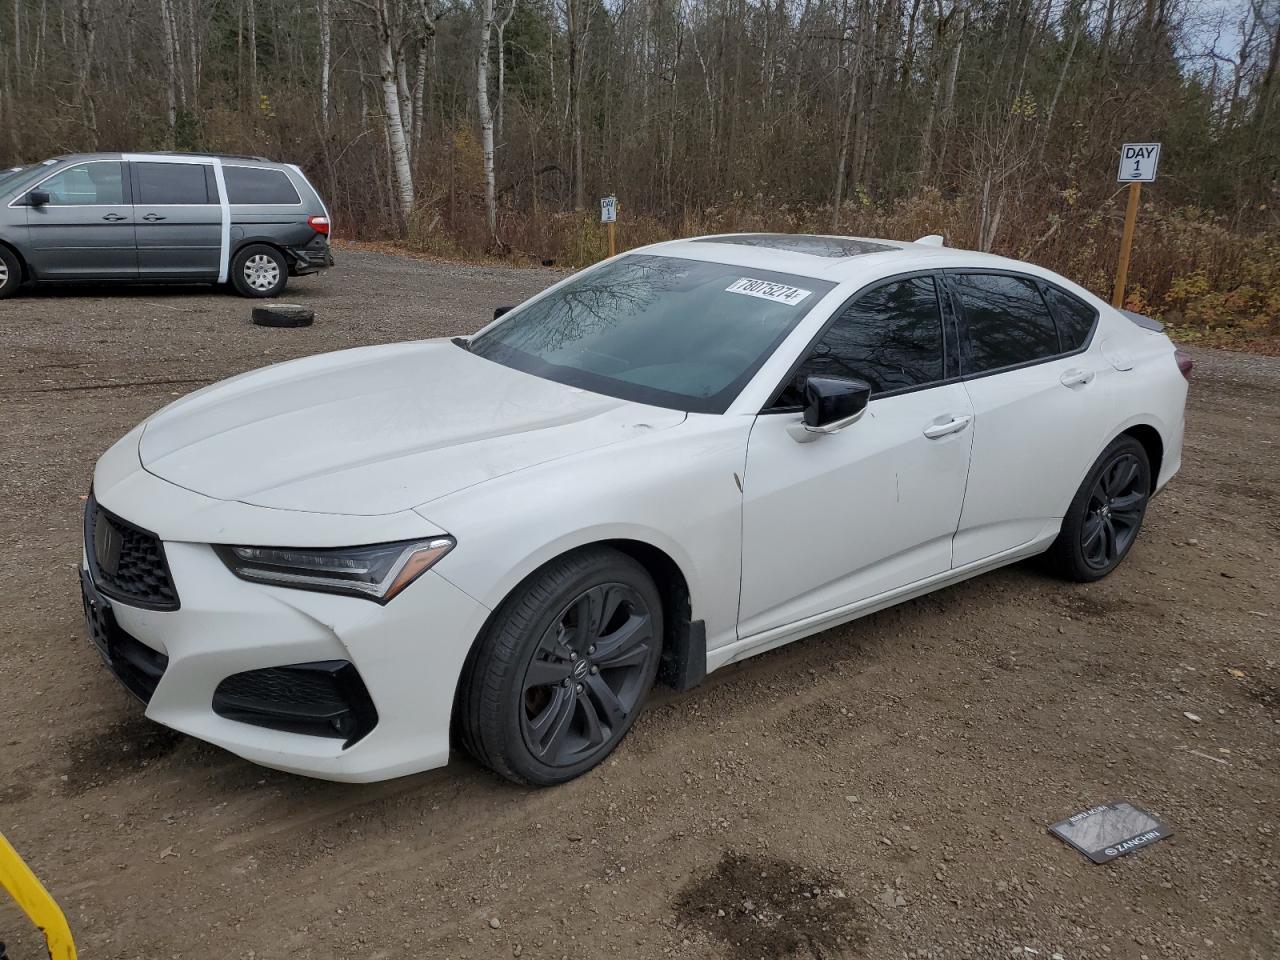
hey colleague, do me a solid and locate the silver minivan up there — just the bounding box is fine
[0,152,333,299]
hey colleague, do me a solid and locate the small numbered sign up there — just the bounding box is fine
[1118,143,1160,183]
[600,196,618,223]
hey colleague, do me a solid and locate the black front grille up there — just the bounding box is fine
[213,661,378,747]
[81,569,169,702]
[84,494,179,611]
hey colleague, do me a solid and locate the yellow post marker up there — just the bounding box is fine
[600,195,618,259]
[1112,142,1160,309]
[1112,180,1141,309]
[0,830,78,959]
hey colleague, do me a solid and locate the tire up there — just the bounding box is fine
[1043,435,1152,582]
[0,245,20,299]
[251,303,314,328]
[231,244,289,298]
[458,547,664,786]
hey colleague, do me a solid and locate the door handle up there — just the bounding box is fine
[142,213,167,222]
[1060,368,1095,388]
[922,415,972,439]
[101,213,127,221]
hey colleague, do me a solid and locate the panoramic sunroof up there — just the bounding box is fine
[694,234,896,258]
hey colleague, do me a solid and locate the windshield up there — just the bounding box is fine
[0,165,29,191]
[468,254,834,413]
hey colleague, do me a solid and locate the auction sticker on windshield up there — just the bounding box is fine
[1049,801,1172,864]
[725,277,813,306]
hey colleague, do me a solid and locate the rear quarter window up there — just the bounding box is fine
[1042,285,1099,351]
[224,166,301,205]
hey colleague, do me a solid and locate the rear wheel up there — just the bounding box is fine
[458,547,663,785]
[1044,435,1151,582]
[0,245,20,299]
[231,244,288,298]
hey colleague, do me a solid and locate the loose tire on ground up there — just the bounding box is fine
[457,546,664,786]
[251,303,314,328]
[0,245,20,299]
[1043,434,1152,582]
[231,243,289,298]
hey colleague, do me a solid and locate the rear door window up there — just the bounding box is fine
[1041,285,1098,351]
[952,273,1060,374]
[134,162,212,205]
[224,166,301,204]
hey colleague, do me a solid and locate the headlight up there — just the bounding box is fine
[214,537,455,603]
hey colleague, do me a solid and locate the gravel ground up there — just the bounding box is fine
[0,248,1276,960]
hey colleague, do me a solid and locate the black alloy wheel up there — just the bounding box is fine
[457,547,664,785]
[519,582,656,766]
[1081,451,1146,570]
[1044,435,1151,582]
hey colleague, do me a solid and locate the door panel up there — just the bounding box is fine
[22,161,136,279]
[131,162,222,278]
[952,354,1109,566]
[738,383,975,639]
[947,270,1110,566]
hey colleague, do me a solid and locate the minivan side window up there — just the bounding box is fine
[34,162,125,205]
[1042,285,1098,352]
[224,166,301,205]
[134,162,212,205]
[953,273,1059,374]
[777,275,945,405]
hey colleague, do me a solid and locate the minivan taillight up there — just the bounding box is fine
[307,215,330,236]
[1174,348,1193,381]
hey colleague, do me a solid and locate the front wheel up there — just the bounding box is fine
[1044,435,1152,582]
[457,547,664,786]
[0,245,21,299]
[231,244,289,298]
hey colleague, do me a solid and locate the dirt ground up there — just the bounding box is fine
[1,248,1276,960]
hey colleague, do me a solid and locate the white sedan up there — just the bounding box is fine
[81,234,1190,784]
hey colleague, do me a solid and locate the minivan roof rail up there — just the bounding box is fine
[137,151,273,162]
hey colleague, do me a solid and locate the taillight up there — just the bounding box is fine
[1174,348,1193,381]
[307,215,330,236]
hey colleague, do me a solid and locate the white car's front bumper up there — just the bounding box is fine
[83,440,492,783]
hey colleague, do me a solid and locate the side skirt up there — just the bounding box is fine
[708,527,1058,673]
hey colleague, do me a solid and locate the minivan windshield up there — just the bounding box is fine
[467,254,833,413]
[0,165,30,191]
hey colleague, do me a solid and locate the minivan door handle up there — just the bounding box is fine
[101,213,127,221]
[142,213,167,222]
[922,415,972,439]
[1060,368,1095,388]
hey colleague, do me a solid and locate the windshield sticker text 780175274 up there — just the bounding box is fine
[724,277,813,306]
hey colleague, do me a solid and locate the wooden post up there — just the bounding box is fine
[607,219,616,258]
[1112,181,1141,308]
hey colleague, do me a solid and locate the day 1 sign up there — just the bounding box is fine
[1117,143,1160,183]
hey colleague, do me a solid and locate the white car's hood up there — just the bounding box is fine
[139,339,686,516]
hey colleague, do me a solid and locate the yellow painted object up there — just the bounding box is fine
[0,830,77,959]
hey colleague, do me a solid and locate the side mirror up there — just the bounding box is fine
[790,376,871,442]
[27,189,50,207]
[493,305,515,320]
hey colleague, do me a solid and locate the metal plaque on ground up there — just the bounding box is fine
[1048,802,1172,864]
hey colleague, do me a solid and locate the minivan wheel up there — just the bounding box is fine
[0,245,20,299]
[231,244,288,298]
[458,547,664,786]
[1044,435,1151,582]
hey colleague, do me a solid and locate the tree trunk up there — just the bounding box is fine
[832,0,867,229]
[566,0,585,210]
[476,0,498,238]
[376,0,415,221]
[318,0,331,133]
[158,0,178,144]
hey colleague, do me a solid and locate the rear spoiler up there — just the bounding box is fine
[1120,309,1164,333]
